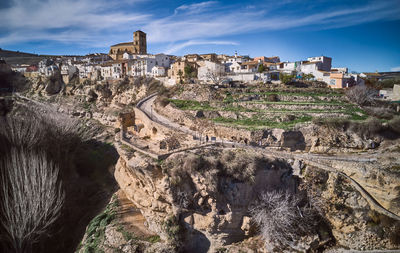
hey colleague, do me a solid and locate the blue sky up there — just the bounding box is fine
[0,0,399,72]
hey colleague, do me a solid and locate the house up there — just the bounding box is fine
[241,61,258,73]
[42,65,59,76]
[197,61,225,82]
[151,66,166,77]
[379,84,400,101]
[184,54,202,63]
[100,64,113,80]
[331,67,348,74]
[126,54,170,77]
[168,60,198,84]
[265,56,280,63]
[154,54,171,68]
[26,65,39,72]
[112,61,129,79]
[228,61,243,73]
[307,56,332,71]
[327,72,364,89]
[11,64,29,73]
[200,53,218,62]
[60,64,77,84]
[278,62,299,73]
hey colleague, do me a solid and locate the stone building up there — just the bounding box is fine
[109,30,147,60]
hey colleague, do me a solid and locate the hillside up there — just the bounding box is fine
[0,48,56,65]
[0,48,39,58]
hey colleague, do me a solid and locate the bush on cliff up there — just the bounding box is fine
[249,191,319,251]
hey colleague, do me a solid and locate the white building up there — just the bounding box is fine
[61,64,77,78]
[197,61,225,82]
[151,66,166,77]
[278,62,300,73]
[126,54,171,77]
[307,56,332,71]
[112,62,124,79]
[222,53,250,72]
[100,64,113,80]
[228,61,243,73]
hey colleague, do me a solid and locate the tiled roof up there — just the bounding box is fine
[110,42,133,47]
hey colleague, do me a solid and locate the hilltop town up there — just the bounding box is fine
[5,30,399,92]
[1,30,400,253]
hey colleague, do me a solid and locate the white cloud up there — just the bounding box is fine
[164,40,238,54]
[174,1,217,15]
[391,66,400,72]
[0,0,150,46]
[0,0,399,55]
[145,0,400,44]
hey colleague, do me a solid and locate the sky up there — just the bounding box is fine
[0,0,400,72]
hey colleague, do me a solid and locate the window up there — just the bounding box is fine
[330,79,336,85]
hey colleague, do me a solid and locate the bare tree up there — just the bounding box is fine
[249,191,318,251]
[205,67,226,85]
[346,85,376,106]
[0,148,64,253]
[0,115,43,150]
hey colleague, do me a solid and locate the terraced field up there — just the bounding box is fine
[169,88,368,130]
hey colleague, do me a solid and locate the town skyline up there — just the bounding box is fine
[1,0,400,72]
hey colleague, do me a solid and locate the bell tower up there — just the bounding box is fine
[133,30,147,55]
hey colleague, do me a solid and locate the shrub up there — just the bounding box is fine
[388,116,400,134]
[159,96,170,107]
[364,106,396,120]
[163,215,182,245]
[346,85,376,106]
[249,191,319,251]
[349,117,383,137]
[220,149,263,182]
[265,93,279,102]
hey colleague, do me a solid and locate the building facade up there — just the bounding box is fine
[109,30,147,60]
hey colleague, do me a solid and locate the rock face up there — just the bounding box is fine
[44,73,63,95]
[156,100,379,153]
[301,165,400,251]
[114,140,400,252]
[114,146,298,252]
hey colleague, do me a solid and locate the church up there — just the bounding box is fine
[109,30,147,60]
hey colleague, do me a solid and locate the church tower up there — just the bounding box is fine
[133,30,147,55]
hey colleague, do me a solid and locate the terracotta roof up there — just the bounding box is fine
[110,42,133,47]
[302,62,319,65]
[363,72,381,77]
[241,61,258,65]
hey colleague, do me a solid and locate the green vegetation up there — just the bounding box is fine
[177,70,183,84]
[169,99,212,110]
[168,90,368,130]
[258,64,265,73]
[184,65,196,78]
[213,115,313,130]
[163,215,182,244]
[79,195,119,253]
[245,90,344,97]
[279,73,296,84]
[116,225,135,241]
[302,73,315,81]
[145,235,161,243]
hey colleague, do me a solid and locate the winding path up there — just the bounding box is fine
[137,93,400,221]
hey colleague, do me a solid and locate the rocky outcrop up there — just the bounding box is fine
[114,145,323,252]
[44,73,63,95]
[301,166,400,250]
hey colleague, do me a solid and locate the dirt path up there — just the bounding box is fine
[116,190,156,238]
